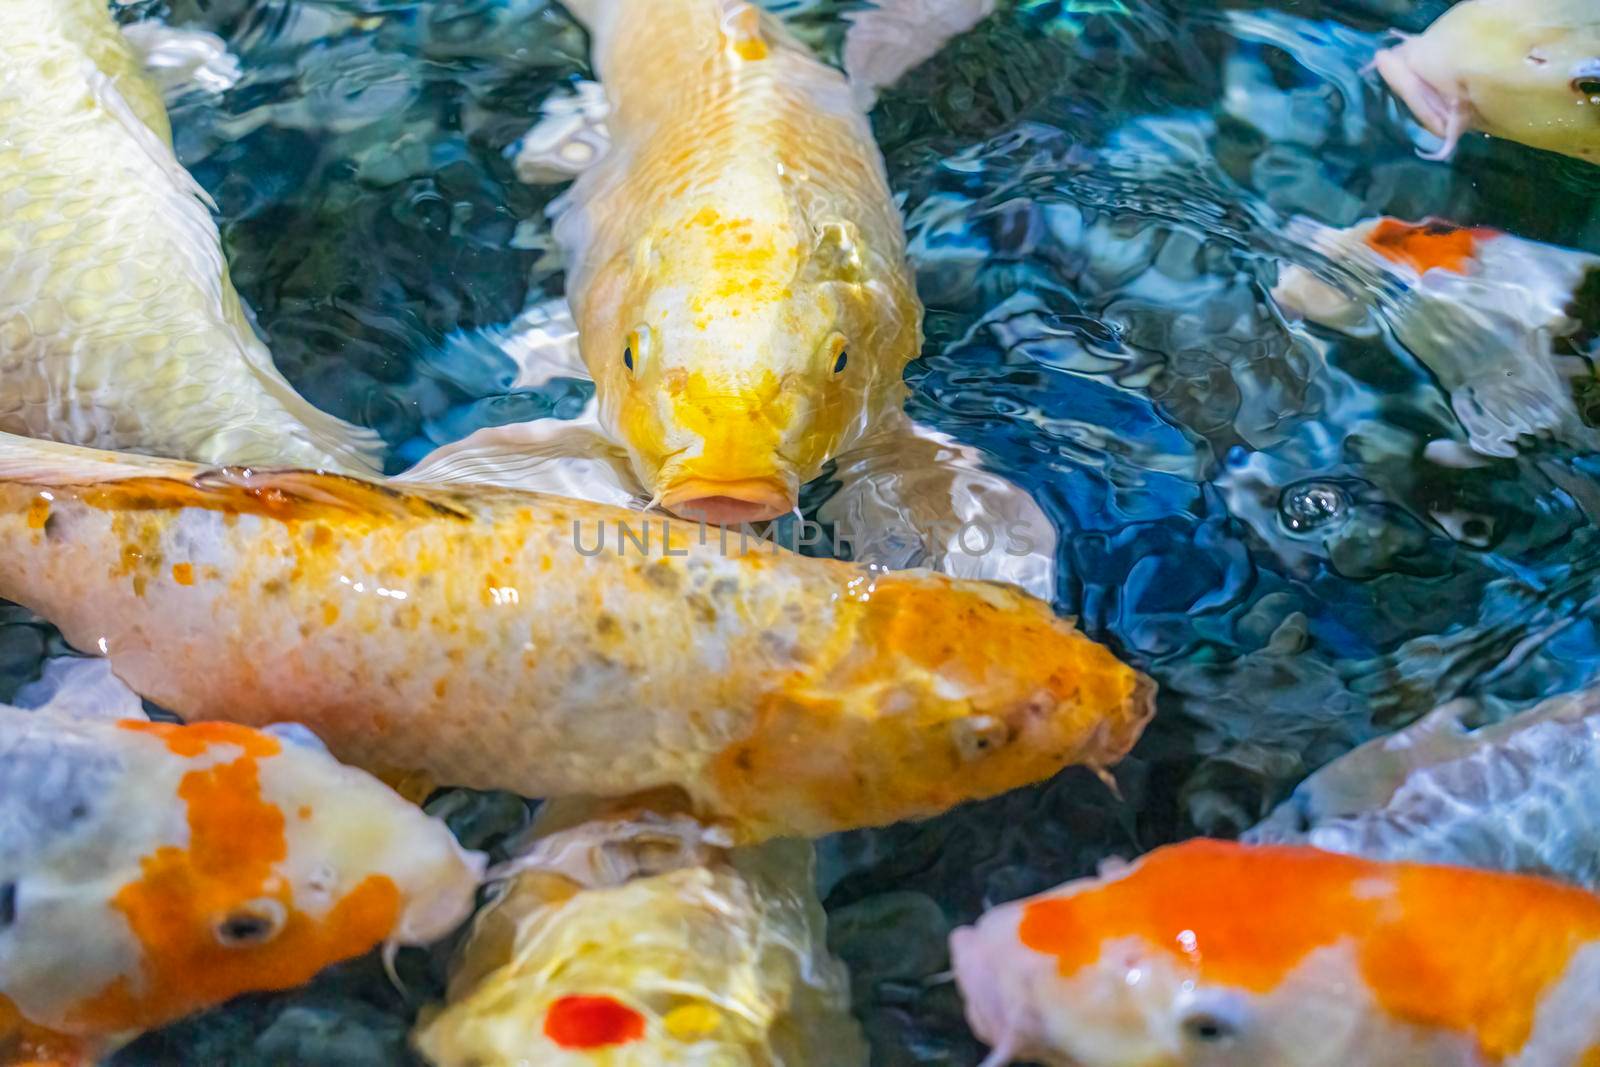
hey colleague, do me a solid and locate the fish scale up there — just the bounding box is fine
[0,0,381,473]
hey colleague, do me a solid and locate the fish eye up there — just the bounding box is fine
[1182,1013,1236,1043]
[1177,989,1251,1047]
[1572,62,1600,97]
[623,325,651,377]
[214,899,286,947]
[834,349,849,374]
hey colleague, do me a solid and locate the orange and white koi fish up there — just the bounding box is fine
[0,431,1152,842]
[405,0,1055,598]
[0,0,380,472]
[1272,216,1599,458]
[0,703,483,1063]
[1247,686,1600,892]
[1375,0,1600,163]
[951,839,1600,1067]
[414,801,866,1066]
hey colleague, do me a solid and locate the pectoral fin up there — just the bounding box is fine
[817,417,1057,601]
[7,656,146,722]
[842,0,997,108]
[399,399,642,508]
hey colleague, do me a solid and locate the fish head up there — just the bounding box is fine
[951,841,1400,1067]
[7,721,483,1034]
[582,203,920,524]
[705,573,1154,838]
[1376,0,1600,161]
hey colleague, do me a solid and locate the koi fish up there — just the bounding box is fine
[0,0,380,471]
[0,701,483,1062]
[950,839,1600,1067]
[1247,686,1600,892]
[1374,0,1600,163]
[1272,216,1599,458]
[0,431,1153,842]
[414,800,866,1066]
[407,0,1056,598]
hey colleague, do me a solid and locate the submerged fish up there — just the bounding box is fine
[1272,215,1599,458]
[0,0,381,471]
[1246,686,1600,892]
[0,704,483,1061]
[951,839,1600,1067]
[408,0,1055,598]
[0,432,1153,841]
[414,801,866,1066]
[1374,0,1600,163]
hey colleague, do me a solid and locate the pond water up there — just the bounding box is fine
[4,0,1596,1062]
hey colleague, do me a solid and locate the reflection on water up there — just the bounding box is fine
[19,0,1589,1061]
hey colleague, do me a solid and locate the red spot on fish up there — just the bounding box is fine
[1364,217,1495,275]
[544,995,646,1049]
[117,720,282,760]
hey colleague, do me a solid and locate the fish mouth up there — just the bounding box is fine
[1373,45,1468,158]
[658,477,794,525]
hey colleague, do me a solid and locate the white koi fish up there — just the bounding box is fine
[0,0,381,472]
[951,839,1600,1067]
[0,688,482,1064]
[1247,685,1600,892]
[1272,215,1599,458]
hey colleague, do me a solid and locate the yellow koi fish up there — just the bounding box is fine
[0,0,381,471]
[414,800,867,1066]
[1375,0,1600,163]
[0,701,482,1064]
[0,431,1153,842]
[407,0,1055,597]
[951,840,1600,1067]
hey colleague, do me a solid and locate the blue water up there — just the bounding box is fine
[0,0,1580,1061]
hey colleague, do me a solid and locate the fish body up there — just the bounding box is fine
[0,0,380,471]
[1272,216,1598,458]
[1246,687,1600,892]
[0,707,482,1054]
[0,432,1152,841]
[414,804,866,1066]
[553,0,922,523]
[1375,0,1600,163]
[950,840,1600,1067]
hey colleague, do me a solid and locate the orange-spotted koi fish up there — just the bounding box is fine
[0,431,1153,842]
[0,0,380,473]
[950,839,1600,1067]
[1374,0,1600,164]
[414,800,867,1066]
[402,0,1057,599]
[1247,686,1600,892]
[0,705,483,1063]
[1273,215,1599,459]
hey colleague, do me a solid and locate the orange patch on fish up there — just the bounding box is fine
[72,724,400,1031]
[0,995,92,1066]
[1017,841,1600,1059]
[543,995,647,1050]
[1364,218,1495,275]
[25,497,49,531]
[170,563,194,586]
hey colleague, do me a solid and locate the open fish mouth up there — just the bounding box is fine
[658,477,795,525]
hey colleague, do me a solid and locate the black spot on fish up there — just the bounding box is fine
[0,882,16,928]
[643,562,680,592]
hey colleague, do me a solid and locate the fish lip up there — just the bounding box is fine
[1373,45,1457,141]
[658,476,796,525]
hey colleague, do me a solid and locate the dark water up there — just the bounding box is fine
[2,0,1590,1062]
